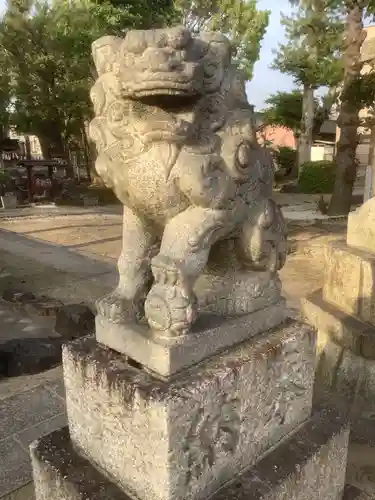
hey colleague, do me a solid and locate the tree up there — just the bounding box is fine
[0,0,175,169]
[96,0,177,28]
[328,0,375,215]
[273,1,343,171]
[175,0,270,80]
[262,91,303,139]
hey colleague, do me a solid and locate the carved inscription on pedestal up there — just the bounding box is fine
[183,392,241,484]
[265,337,308,426]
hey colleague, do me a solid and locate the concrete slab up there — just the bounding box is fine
[0,385,65,441]
[0,373,66,499]
[0,438,32,498]
[15,413,67,453]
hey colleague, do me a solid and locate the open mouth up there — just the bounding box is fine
[124,78,202,108]
[134,92,201,110]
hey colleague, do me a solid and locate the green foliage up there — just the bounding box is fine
[298,160,336,193]
[262,89,335,137]
[262,90,303,134]
[273,1,343,89]
[0,0,175,155]
[274,146,297,175]
[175,0,270,80]
[0,170,10,185]
[96,0,177,28]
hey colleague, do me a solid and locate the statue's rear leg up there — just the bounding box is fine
[96,206,156,323]
[144,206,231,336]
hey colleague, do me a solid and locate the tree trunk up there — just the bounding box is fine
[38,135,52,160]
[298,84,314,168]
[289,134,300,179]
[25,135,31,160]
[364,126,375,201]
[81,127,92,183]
[328,4,367,216]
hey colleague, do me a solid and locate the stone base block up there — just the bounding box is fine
[64,319,314,500]
[343,485,372,500]
[30,409,349,500]
[213,407,349,500]
[302,290,375,428]
[347,197,375,256]
[30,427,128,500]
[322,241,375,327]
[96,299,287,377]
[302,289,375,358]
[346,441,375,498]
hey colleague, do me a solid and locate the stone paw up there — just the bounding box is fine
[144,283,197,336]
[145,256,198,336]
[96,289,144,324]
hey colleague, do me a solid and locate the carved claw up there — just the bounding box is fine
[96,288,146,324]
[144,255,198,336]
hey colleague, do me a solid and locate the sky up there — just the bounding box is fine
[246,0,295,111]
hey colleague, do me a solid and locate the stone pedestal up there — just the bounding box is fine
[303,201,375,425]
[30,318,349,500]
[302,199,375,492]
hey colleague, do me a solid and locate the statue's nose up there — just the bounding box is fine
[141,48,181,72]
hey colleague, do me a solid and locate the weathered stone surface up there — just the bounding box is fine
[310,332,375,437]
[212,408,349,500]
[0,385,65,441]
[30,409,348,500]
[0,437,32,499]
[95,299,287,377]
[2,288,63,318]
[54,304,95,340]
[64,320,314,500]
[323,241,375,326]
[30,427,140,500]
[0,337,63,377]
[303,289,375,435]
[3,289,35,304]
[302,289,375,358]
[347,197,375,255]
[343,485,372,499]
[196,270,283,317]
[88,27,287,339]
[346,440,375,498]
[24,296,63,318]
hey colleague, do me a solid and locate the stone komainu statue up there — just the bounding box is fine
[89,26,287,337]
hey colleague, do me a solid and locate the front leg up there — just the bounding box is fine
[97,205,156,323]
[144,206,231,336]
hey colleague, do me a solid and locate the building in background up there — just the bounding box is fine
[7,129,42,159]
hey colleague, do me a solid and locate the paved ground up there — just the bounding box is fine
[0,367,65,499]
[0,299,66,499]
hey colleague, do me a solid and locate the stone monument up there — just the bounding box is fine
[30,27,350,500]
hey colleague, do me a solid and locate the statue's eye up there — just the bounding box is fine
[204,61,218,79]
[236,143,251,167]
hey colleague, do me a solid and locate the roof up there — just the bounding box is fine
[319,119,336,135]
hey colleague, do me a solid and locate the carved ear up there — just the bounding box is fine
[91,36,122,75]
